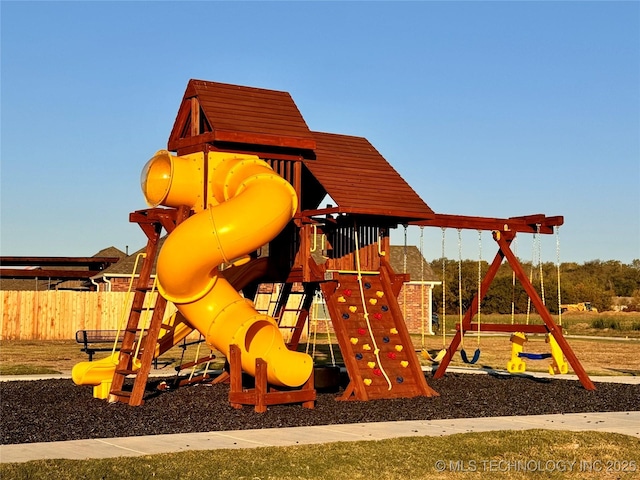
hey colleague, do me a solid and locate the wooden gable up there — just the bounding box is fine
[168,80,316,153]
[302,132,434,221]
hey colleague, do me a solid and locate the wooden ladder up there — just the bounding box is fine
[256,282,318,350]
[109,206,190,406]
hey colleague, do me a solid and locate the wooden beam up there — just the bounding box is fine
[412,213,563,234]
[0,257,120,267]
[0,269,102,279]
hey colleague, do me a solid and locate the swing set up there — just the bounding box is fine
[410,213,596,391]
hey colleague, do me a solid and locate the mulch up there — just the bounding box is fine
[2,372,639,445]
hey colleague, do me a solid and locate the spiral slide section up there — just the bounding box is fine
[154,152,313,388]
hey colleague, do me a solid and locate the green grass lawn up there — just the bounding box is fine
[2,430,638,480]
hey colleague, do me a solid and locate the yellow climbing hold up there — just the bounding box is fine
[363,344,372,351]
[363,378,372,386]
[349,306,358,313]
[337,296,346,303]
[395,345,403,352]
[367,361,376,369]
[350,337,358,345]
[369,298,378,305]
[400,361,409,368]
[389,328,398,334]
[376,291,384,298]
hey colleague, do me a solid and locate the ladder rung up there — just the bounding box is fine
[176,355,216,371]
[115,368,136,375]
[110,389,131,398]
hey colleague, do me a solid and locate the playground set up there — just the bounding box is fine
[72,80,595,410]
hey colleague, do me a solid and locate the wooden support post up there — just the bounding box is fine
[227,344,316,412]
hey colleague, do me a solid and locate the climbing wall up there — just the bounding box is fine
[322,271,438,401]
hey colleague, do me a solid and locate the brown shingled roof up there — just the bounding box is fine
[168,80,316,152]
[303,132,434,221]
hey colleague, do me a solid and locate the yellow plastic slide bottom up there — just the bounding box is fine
[177,276,313,387]
[71,315,194,397]
[71,353,121,399]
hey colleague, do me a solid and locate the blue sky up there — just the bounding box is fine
[1,1,638,264]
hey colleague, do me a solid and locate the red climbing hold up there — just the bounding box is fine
[343,288,352,297]
[357,328,367,336]
[373,312,383,321]
[373,368,383,376]
[387,352,397,360]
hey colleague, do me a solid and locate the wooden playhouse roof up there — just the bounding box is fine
[167,79,434,222]
[304,132,434,220]
[168,79,316,152]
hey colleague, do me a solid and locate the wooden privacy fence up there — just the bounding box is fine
[1,291,176,340]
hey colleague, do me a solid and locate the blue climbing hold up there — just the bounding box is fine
[355,353,363,360]
[396,376,404,384]
[342,313,350,319]
[382,336,390,343]
[364,282,371,289]
[381,305,389,312]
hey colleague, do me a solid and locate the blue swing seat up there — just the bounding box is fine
[460,348,481,364]
[517,352,552,360]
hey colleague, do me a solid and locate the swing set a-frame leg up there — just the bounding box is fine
[494,231,595,390]
[433,230,595,391]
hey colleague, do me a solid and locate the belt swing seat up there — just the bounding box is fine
[506,226,568,375]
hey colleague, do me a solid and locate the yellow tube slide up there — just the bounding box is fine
[155,153,313,387]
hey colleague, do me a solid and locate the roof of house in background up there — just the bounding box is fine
[389,245,439,282]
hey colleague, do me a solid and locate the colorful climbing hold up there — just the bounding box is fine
[364,282,371,289]
[373,312,383,320]
[343,288,352,297]
[350,337,358,345]
[400,360,409,368]
[387,352,397,359]
[373,368,383,376]
[396,376,404,383]
[363,378,372,386]
[367,361,376,369]
[389,328,398,334]
[395,345,404,352]
[355,353,363,360]
[349,306,358,313]
[337,296,346,303]
[381,305,389,312]
[357,328,367,335]
[376,291,384,298]
[369,298,378,305]
[363,344,372,351]
[342,313,350,319]
[382,336,390,343]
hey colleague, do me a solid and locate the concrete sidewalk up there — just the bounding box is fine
[1,411,639,463]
